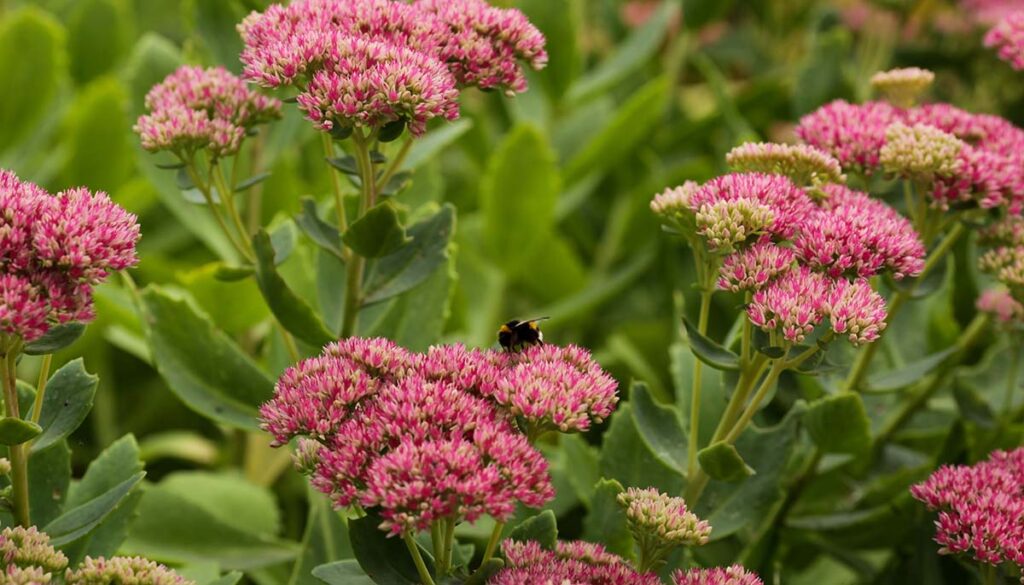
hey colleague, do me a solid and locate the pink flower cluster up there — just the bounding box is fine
[797,99,1024,212]
[0,171,139,343]
[490,540,661,585]
[66,557,194,585]
[688,173,816,246]
[239,0,546,135]
[976,288,1024,323]
[135,66,280,159]
[910,448,1024,572]
[261,338,619,536]
[672,565,764,585]
[985,11,1024,70]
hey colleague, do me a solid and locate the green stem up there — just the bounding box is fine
[2,350,30,527]
[439,518,456,576]
[186,164,251,263]
[431,522,443,566]
[687,287,714,479]
[1004,336,1021,418]
[375,137,413,193]
[843,222,966,392]
[902,180,918,228]
[277,322,301,363]
[321,133,348,235]
[212,163,255,259]
[710,354,769,444]
[30,354,51,424]
[403,532,436,585]
[722,361,787,444]
[480,522,504,567]
[340,133,376,338]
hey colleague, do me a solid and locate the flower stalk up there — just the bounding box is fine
[1,347,30,527]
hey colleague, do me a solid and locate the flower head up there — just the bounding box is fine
[0,527,68,574]
[977,288,1024,324]
[870,67,935,108]
[725,142,845,187]
[746,267,831,344]
[2,565,53,585]
[65,557,194,585]
[135,66,280,159]
[323,336,421,380]
[689,173,815,247]
[492,344,619,434]
[416,0,548,94]
[617,487,711,549]
[985,11,1024,70]
[825,278,888,345]
[0,275,49,343]
[672,565,765,585]
[880,122,963,181]
[796,100,903,174]
[651,181,699,218]
[794,185,925,280]
[979,216,1024,248]
[495,540,662,585]
[718,241,796,292]
[910,447,1024,569]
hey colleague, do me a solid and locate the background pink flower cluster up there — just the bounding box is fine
[797,99,1024,213]
[260,337,618,536]
[910,448,1024,572]
[135,65,281,159]
[0,170,139,344]
[238,0,547,136]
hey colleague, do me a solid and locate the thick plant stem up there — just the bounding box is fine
[439,518,455,576]
[709,354,769,444]
[722,362,787,444]
[340,133,376,338]
[403,532,435,585]
[687,287,714,480]
[2,351,30,527]
[30,354,51,424]
[321,133,348,234]
[843,222,966,392]
[480,522,504,567]
[375,137,413,193]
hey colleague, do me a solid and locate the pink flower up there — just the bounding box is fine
[323,336,421,380]
[794,185,925,280]
[796,100,904,174]
[420,343,509,396]
[672,565,765,585]
[725,142,845,187]
[910,448,1024,570]
[493,344,619,434]
[617,487,711,557]
[689,173,816,244]
[295,35,460,136]
[986,11,1024,70]
[416,0,548,94]
[66,556,193,585]
[0,275,48,343]
[718,241,796,292]
[0,526,68,574]
[977,288,1024,323]
[825,278,888,345]
[495,540,662,585]
[746,267,831,344]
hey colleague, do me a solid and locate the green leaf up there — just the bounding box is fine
[862,346,958,394]
[31,359,98,453]
[565,0,678,104]
[236,172,272,192]
[672,342,727,447]
[563,77,669,185]
[462,559,504,585]
[953,384,995,427]
[518,0,582,101]
[402,120,473,170]
[190,0,245,74]
[44,471,145,547]
[138,286,275,429]
[326,156,360,176]
[124,33,182,116]
[599,403,685,495]
[378,119,406,142]
[684,0,734,29]
[159,472,281,537]
[630,381,688,473]
[561,434,600,506]
[480,125,560,276]
[122,484,298,570]
[696,403,806,540]
[0,8,63,152]
[683,318,741,371]
[804,393,872,454]
[581,479,633,559]
[792,28,851,116]
[349,512,428,584]
[508,510,557,550]
[698,443,755,482]
[363,204,455,305]
[312,561,374,585]
[295,197,344,259]
[23,322,87,355]
[290,490,353,585]
[253,229,336,347]
[66,0,129,84]
[28,441,71,527]
[343,203,411,258]
[0,418,42,445]
[207,572,244,585]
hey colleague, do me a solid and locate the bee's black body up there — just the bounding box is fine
[497,317,548,351]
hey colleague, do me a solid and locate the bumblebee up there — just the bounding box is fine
[497,317,549,351]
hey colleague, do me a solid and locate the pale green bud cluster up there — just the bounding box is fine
[880,122,962,181]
